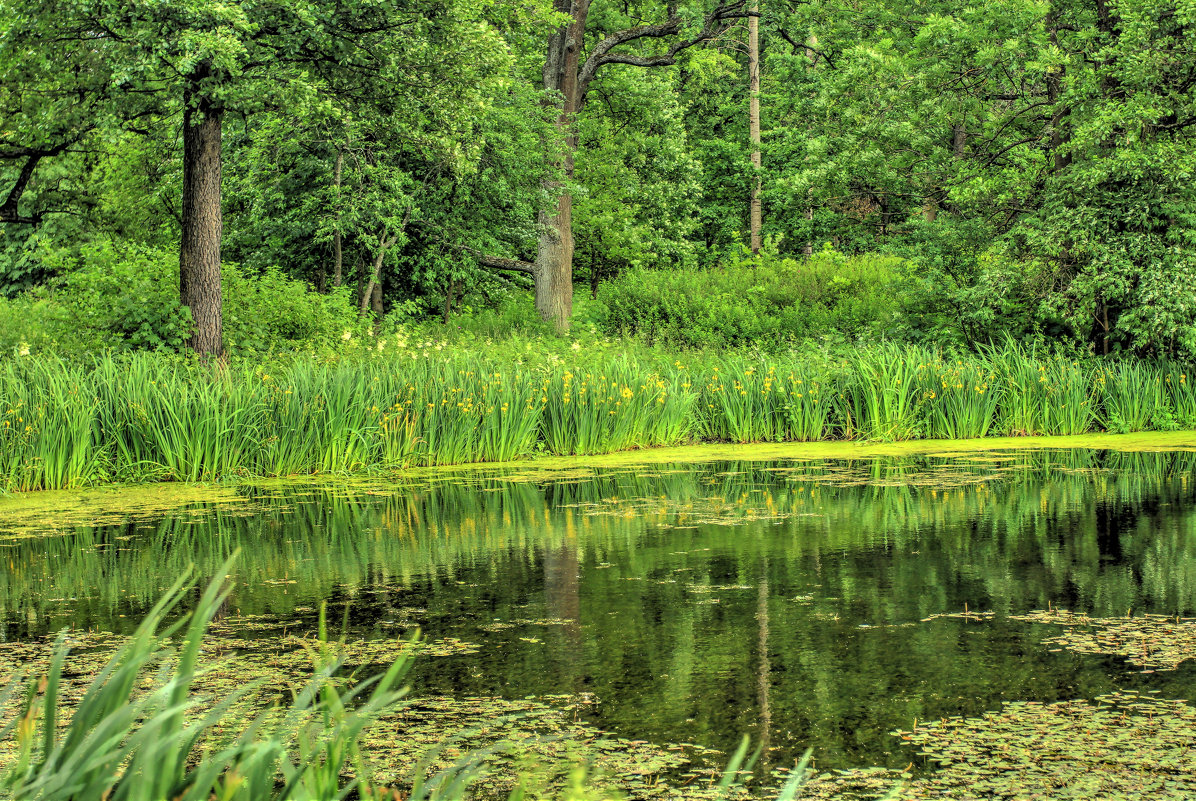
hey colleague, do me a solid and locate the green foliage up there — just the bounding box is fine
[44,241,194,352]
[541,363,694,455]
[4,345,1195,492]
[0,562,435,801]
[11,241,361,357]
[594,248,904,349]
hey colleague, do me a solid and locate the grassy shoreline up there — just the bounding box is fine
[3,430,1194,529]
[2,346,1193,493]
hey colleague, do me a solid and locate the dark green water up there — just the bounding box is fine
[3,448,1196,773]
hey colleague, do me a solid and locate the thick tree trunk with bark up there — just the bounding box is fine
[748,1,762,254]
[535,0,590,334]
[180,75,224,358]
[535,192,574,331]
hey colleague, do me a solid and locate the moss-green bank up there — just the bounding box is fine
[3,430,1193,535]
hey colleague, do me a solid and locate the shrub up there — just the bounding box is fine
[594,247,904,349]
[11,239,363,356]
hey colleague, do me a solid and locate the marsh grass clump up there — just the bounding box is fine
[699,357,833,443]
[541,361,696,455]
[0,562,451,801]
[0,359,105,492]
[0,347,1193,492]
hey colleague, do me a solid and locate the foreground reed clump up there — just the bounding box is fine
[1,344,1194,492]
[0,561,471,801]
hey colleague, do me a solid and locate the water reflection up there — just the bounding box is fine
[2,448,1196,770]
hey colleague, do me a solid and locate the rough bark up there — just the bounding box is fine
[748,0,762,255]
[372,279,383,320]
[180,75,224,358]
[442,278,457,323]
[535,0,589,334]
[0,154,48,225]
[1046,11,1072,173]
[803,37,817,256]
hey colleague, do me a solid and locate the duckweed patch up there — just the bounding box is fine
[783,693,1196,800]
[920,609,1196,672]
[0,483,251,538]
[896,692,1196,799]
[0,630,738,800]
[1014,610,1196,672]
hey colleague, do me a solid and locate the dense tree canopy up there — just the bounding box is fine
[1,0,1193,357]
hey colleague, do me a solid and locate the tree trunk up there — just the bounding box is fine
[360,236,395,319]
[802,36,817,256]
[442,278,457,323]
[332,150,344,287]
[1046,11,1071,173]
[748,0,762,255]
[535,0,590,335]
[180,76,224,358]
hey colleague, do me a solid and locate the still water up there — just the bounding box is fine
[2,448,1196,777]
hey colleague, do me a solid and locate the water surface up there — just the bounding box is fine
[3,448,1196,776]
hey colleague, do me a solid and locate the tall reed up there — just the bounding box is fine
[1097,361,1170,433]
[841,345,927,441]
[0,359,105,491]
[0,560,472,801]
[920,357,1001,440]
[984,344,1095,435]
[700,358,832,442]
[1,347,1193,493]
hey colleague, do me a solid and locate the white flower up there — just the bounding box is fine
[17,342,30,357]
[571,341,581,351]
[341,331,352,341]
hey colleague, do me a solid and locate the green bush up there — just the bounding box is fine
[10,240,362,356]
[594,247,905,349]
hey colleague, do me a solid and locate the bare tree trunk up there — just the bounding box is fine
[1046,10,1071,173]
[945,125,968,215]
[748,0,762,255]
[804,200,814,256]
[535,0,590,335]
[442,278,457,323]
[803,36,817,256]
[332,150,344,287]
[180,72,224,358]
[360,234,396,318]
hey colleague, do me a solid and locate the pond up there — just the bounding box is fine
[3,446,1196,797]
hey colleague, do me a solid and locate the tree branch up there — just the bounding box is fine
[577,1,750,107]
[1,147,60,225]
[429,231,536,275]
[471,251,535,275]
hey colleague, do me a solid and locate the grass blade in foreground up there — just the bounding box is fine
[0,556,455,801]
